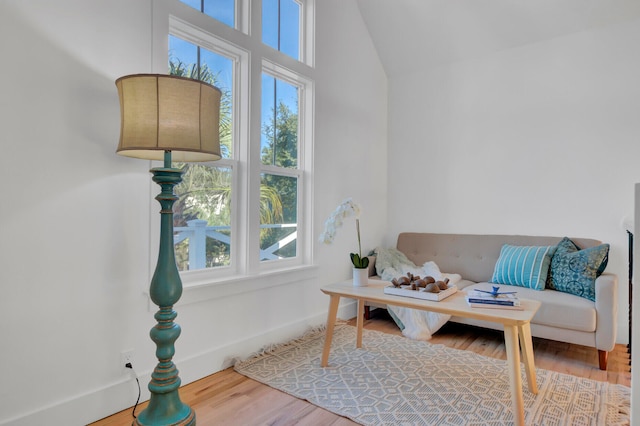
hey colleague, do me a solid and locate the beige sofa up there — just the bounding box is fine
[368,232,618,370]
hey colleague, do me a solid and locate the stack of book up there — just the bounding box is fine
[465,289,523,310]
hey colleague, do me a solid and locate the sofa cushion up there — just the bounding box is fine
[547,237,609,302]
[465,283,596,333]
[491,244,557,290]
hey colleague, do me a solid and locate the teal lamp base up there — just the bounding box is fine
[135,390,195,426]
[135,159,195,425]
[134,307,195,426]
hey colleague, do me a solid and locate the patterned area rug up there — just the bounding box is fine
[234,325,630,426]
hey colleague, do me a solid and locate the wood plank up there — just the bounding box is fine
[90,310,630,425]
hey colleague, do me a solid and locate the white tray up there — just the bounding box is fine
[383,284,458,301]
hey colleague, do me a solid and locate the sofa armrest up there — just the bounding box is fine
[594,273,618,352]
[367,255,377,277]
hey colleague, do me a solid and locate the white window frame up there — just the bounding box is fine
[168,16,249,283]
[151,0,316,300]
[259,60,313,273]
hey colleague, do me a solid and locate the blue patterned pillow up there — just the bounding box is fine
[546,237,609,301]
[491,245,557,290]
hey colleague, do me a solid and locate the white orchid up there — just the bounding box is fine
[319,198,369,268]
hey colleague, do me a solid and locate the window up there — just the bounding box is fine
[260,71,300,261]
[262,0,300,60]
[157,0,315,282]
[179,0,235,28]
[168,33,236,272]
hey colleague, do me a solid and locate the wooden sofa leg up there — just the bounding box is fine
[364,306,370,320]
[598,350,608,370]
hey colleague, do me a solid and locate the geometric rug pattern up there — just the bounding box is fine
[235,325,630,426]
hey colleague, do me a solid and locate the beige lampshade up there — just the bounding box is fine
[115,74,222,162]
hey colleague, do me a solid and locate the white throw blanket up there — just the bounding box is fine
[375,247,462,340]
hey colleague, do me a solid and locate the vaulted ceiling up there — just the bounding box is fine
[356,0,640,77]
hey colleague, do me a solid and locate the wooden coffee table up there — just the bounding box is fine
[320,280,541,426]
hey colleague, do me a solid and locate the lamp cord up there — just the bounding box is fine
[125,363,141,423]
[131,376,141,421]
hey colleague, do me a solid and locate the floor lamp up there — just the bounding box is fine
[115,74,221,425]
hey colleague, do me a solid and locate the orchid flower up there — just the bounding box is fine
[319,198,369,268]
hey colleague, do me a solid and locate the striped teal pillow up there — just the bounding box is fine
[491,244,557,290]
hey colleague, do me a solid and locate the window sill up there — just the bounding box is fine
[168,264,320,306]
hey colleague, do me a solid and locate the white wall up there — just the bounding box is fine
[314,0,389,270]
[387,17,640,345]
[0,0,387,424]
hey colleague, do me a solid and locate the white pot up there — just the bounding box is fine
[353,267,369,287]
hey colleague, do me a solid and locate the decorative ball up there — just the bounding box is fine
[436,280,448,290]
[425,283,440,293]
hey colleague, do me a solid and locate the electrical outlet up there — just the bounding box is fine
[121,350,134,367]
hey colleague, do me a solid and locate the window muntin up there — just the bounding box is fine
[179,0,235,28]
[262,0,300,61]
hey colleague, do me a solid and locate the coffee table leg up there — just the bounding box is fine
[504,324,525,426]
[518,323,538,394]
[356,299,364,348]
[321,294,341,367]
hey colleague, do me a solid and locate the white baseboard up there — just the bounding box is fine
[1,300,357,426]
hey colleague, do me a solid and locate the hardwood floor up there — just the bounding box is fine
[91,310,631,425]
